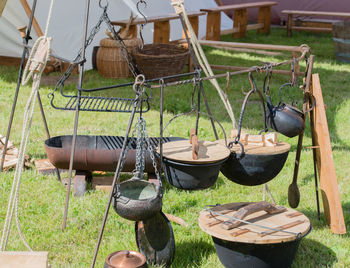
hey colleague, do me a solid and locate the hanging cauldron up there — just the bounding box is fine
[135,212,175,268]
[104,250,147,268]
[159,135,230,190]
[113,177,162,221]
[266,83,305,138]
[198,202,312,268]
[220,88,290,186]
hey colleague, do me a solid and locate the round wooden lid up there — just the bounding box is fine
[198,202,311,244]
[158,140,230,164]
[217,139,290,155]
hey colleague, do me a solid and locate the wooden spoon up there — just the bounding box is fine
[288,131,304,208]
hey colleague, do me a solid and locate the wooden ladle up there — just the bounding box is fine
[190,128,199,160]
[288,131,304,208]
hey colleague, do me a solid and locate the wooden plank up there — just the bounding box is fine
[310,74,346,234]
[0,251,48,268]
[201,2,277,12]
[233,8,248,38]
[259,220,305,237]
[281,10,350,17]
[153,20,170,43]
[34,159,56,175]
[257,6,271,34]
[205,11,221,40]
[294,19,334,29]
[287,14,293,37]
[291,51,300,83]
[199,39,308,52]
[111,11,205,26]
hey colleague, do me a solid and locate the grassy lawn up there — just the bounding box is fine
[0,28,349,267]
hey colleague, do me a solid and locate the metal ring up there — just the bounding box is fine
[99,0,108,9]
[133,74,146,93]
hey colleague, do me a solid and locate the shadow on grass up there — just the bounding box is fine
[173,239,216,267]
[294,238,337,267]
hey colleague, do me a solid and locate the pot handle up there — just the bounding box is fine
[232,74,268,145]
[221,201,287,230]
[278,82,293,105]
[190,129,199,160]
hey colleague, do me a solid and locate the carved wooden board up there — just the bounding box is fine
[159,140,230,164]
[198,202,311,244]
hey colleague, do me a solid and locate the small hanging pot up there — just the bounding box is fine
[113,176,163,221]
[266,83,305,138]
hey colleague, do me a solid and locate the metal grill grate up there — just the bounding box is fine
[51,96,150,113]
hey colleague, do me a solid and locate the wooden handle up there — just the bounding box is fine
[221,202,287,230]
[190,128,196,144]
[191,135,199,160]
[17,26,27,38]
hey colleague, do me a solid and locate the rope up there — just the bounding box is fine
[171,0,237,129]
[0,0,54,252]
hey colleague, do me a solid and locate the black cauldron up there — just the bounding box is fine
[220,147,289,186]
[213,226,312,268]
[162,157,227,190]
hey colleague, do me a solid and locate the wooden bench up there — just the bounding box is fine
[282,10,350,36]
[111,11,205,44]
[200,1,277,40]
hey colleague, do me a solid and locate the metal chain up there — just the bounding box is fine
[133,117,146,177]
[102,11,141,77]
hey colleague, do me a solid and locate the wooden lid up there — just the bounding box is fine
[217,139,290,155]
[158,140,230,164]
[198,202,311,244]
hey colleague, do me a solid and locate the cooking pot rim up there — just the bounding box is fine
[162,156,228,167]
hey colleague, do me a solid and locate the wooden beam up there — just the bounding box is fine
[199,39,308,52]
[291,26,333,33]
[221,23,264,35]
[20,0,43,37]
[310,73,346,234]
[205,11,221,40]
[210,64,304,76]
[153,20,170,43]
[206,45,282,56]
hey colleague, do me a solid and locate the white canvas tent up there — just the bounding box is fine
[0,0,233,69]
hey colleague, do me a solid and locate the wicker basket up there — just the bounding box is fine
[97,38,141,78]
[133,44,189,79]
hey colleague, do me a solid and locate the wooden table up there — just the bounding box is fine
[112,11,205,44]
[282,10,350,36]
[201,1,277,40]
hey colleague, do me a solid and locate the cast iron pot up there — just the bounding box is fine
[135,211,175,268]
[162,157,227,190]
[220,148,289,186]
[113,178,162,221]
[104,250,147,268]
[266,83,305,138]
[220,88,290,186]
[212,226,312,268]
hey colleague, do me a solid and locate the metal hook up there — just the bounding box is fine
[137,0,148,48]
[248,72,257,92]
[99,0,108,10]
[133,74,146,94]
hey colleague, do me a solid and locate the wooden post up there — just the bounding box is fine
[257,6,271,34]
[206,11,221,40]
[20,0,43,37]
[287,14,293,37]
[183,16,199,38]
[153,20,170,43]
[291,51,300,83]
[233,8,248,38]
[310,73,346,234]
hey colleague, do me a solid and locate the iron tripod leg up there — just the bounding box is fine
[36,91,61,181]
[62,92,81,230]
[91,100,139,268]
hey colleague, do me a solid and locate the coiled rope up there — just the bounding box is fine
[171,0,237,129]
[0,0,54,251]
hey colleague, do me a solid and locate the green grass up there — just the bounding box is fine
[0,28,349,267]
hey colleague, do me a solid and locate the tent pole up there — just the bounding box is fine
[0,0,38,172]
[20,0,43,37]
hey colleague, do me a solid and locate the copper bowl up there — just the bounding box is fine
[104,250,147,268]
